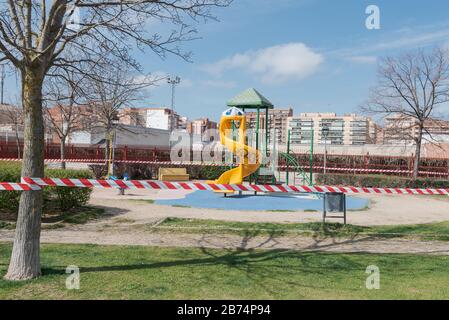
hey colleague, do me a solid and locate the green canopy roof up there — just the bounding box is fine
[226,88,274,109]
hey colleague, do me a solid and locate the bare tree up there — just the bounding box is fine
[361,47,449,179]
[85,64,158,167]
[0,0,231,280]
[87,64,156,131]
[3,103,23,158]
[44,70,88,169]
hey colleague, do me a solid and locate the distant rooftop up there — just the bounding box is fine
[297,112,367,119]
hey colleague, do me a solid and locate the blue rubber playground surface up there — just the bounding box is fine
[155,191,369,211]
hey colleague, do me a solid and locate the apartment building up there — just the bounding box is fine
[425,118,449,142]
[0,104,15,125]
[245,108,293,144]
[145,108,186,131]
[383,114,449,145]
[287,112,377,145]
[187,118,218,142]
[178,116,189,131]
[187,118,217,135]
[370,122,384,144]
[119,107,147,126]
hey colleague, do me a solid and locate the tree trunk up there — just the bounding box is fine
[104,127,112,176]
[104,137,110,174]
[60,139,66,170]
[412,125,424,180]
[15,128,21,159]
[5,68,45,280]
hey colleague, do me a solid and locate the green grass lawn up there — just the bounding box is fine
[1,243,449,299]
[153,217,449,241]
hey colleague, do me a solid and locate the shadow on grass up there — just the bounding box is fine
[3,222,449,298]
[35,231,377,292]
[3,231,449,299]
[36,248,345,292]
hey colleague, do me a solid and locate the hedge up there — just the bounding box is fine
[88,163,231,180]
[0,162,23,212]
[195,166,230,180]
[315,173,449,189]
[0,161,94,215]
[43,168,93,211]
[88,163,155,179]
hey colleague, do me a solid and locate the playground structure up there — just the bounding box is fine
[225,88,312,186]
[210,103,335,214]
[213,107,261,190]
[280,127,313,185]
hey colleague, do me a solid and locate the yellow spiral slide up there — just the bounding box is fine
[213,108,261,191]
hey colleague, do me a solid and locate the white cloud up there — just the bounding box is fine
[345,55,378,64]
[179,78,194,88]
[443,42,449,51]
[202,43,324,84]
[201,80,236,89]
[134,72,193,92]
[328,21,449,66]
[151,71,169,79]
[369,29,449,52]
[132,71,167,85]
[202,54,250,77]
[332,27,449,59]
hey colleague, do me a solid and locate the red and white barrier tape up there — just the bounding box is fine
[278,165,449,176]
[1,158,447,176]
[0,182,41,191]
[11,177,448,195]
[0,158,236,166]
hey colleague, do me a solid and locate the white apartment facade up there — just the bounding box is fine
[145,108,184,130]
[245,108,293,144]
[383,114,449,145]
[287,113,377,145]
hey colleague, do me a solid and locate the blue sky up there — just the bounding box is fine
[4,0,449,122]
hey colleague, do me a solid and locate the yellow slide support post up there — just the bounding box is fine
[213,107,261,194]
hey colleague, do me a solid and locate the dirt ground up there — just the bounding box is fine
[1,188,449,254]
[2,224,449,255]
[90,188,449,226]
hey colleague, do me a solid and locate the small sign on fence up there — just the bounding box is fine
[323,192,347,225]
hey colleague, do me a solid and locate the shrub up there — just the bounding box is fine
[88,163,155,179]
[196,166,230,180]
[0,162,23,212]
[114,163,155,179]
[44,168,93,211]
[86,163,231,180]
[315,173,449,189]
[0,161,94,215]
[88,164,108,179]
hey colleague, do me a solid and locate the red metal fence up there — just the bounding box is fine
[1,142,448,178]
[280,153,449,178]
[0,142,171,162]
